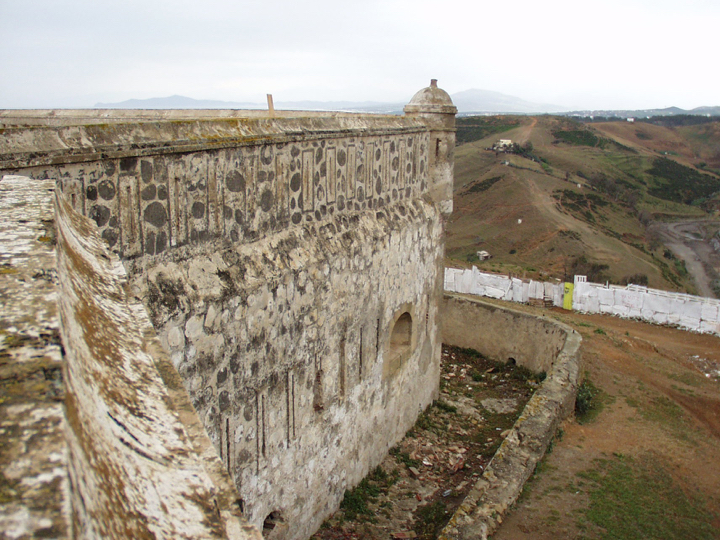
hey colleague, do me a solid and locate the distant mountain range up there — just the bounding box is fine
[94,91,720,117]
[564,105,720,118]
[94,95,404,114]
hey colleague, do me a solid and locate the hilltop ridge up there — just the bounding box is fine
[448,115,720,297]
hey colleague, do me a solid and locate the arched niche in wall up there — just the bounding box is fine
[383,308,415,379]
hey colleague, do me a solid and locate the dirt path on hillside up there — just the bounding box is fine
[515,118,537,146]
[490,306,720,540]
[651,220,720,298]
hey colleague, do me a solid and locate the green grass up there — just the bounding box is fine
[625,392,696,443]
[576,454,717,539]
[463,176,503,194]
[575,378,607,424]
[339,466,398,521]
[456,116,520,145]
[647,157,720,205]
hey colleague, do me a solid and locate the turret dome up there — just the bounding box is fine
[404,79,457,115]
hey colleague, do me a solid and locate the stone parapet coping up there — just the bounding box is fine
[0,114,426,171]
[439,293,582,540]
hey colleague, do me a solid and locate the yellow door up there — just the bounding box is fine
[563,282,574,310]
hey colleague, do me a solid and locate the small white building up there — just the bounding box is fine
[477,250,492,260]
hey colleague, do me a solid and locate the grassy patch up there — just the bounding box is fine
[647,157,720,205]
[339,466,398,521]
[464,176,503,194]
[456,116,520,145]
[413,500,450,538]
[625,392,696,443]
[575,378,607,424]
[576,454,717,539]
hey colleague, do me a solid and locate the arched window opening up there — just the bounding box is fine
[384,311,413,379]
[263,511,284,536]
[390,312,412,356]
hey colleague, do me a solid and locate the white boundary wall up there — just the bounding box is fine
[444,267,564,307]
[572,275,720,336]
[443,267,720,337]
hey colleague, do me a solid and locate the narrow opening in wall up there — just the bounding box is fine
[126,185,134,238]
[359,327,363,378]
[226,418,231,471]
[376,319,380,359]
[236,498,245,514]
[263,511,284,534]
[390,312,412,357]
[261,394,267,458]
[384,311,413,379]
[507,357,517,366]
[313,356,324,412]
[435,138,441,158]
[339,329,346,398]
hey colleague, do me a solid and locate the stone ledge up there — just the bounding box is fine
[0,115,427,170]
[438,294,582,540]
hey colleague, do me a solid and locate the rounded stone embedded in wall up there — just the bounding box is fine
[157,184,168,200]
[89,205,110,228]
[218,391,230,411]
[260,190,274,212]
[141,161,153,183]
[226,170,245,193]
[291,212,302,225]
[167,326,185,349]
[141,184,156,201]
[191,201,205,219]
[290,173,302,193]
[101,228,119,248]
[86,184,98,201]
[98,179,116,201]
[185,315,204,340]
[144,201,167,228]
[337,149,346,167]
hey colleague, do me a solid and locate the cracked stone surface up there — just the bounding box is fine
[0,174,69,539]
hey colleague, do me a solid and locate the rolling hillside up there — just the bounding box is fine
[448,116,720,296]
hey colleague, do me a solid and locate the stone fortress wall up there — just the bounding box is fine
[0,81,457,538]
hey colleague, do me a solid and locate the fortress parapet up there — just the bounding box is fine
[0,82,456,539]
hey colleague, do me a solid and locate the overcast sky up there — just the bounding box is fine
[1,0,718,110]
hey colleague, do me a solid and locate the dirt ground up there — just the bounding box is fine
[651,219,720,299]
[311,346,543,540]
[311,301,720,539]
[492,305,720,540]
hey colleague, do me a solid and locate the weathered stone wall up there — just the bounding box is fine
[439,294,582,540]
[1,84,455,539]
[129,198,443,538]
[0,176,67,539]
[441,294,567,374]
[0,174,262,539]
[55,186,262,539]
